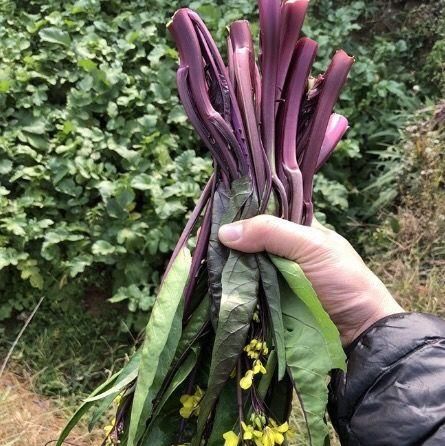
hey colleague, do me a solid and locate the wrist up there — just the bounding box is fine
[339,274,405,346]
[341,301,405,346]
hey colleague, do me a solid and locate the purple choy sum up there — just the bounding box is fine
[276,37,318,224]
[297,50,354,224]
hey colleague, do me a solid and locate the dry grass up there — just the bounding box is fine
[0,369,102,446]
[368,102,445,316]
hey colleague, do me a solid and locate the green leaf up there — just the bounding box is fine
[56,371,121,446]
[85,350,141,403]
[270,255,346,370]
[0,159,13,174]
[207,182,230,329]
[131,173,153,191]
[127,247,191,446]
[88,350,141,430]
[173,296,209,364]
[91,240,116,256]
[78,58,98,72]
[208,176,257,329]
[257,254,286,380]
[278,276,346,446]
[207,380,238,446]
[193,250,260,446]
[148,346,200,429]
[39,27,71,47]
[0,79,11,93]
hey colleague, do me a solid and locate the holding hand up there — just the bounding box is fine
[219,215,404,345]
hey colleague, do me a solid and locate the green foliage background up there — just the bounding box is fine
[0,0,444,329]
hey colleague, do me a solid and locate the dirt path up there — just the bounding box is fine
[0,371,102,446]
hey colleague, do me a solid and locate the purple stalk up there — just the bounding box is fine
[186,10,252,176]
[272,175,289,219]
[176,67,237,177]
[277,37,318,223]
[183,198,213,313]
[230,21,268,201]
[169,10,249,178]
[276,0,309,100]
[258,0,281,171]
[316,113,349,172]
[164,175,214,278]
[299,50,354,224]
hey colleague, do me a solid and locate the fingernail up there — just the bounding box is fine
[219,223,243,243]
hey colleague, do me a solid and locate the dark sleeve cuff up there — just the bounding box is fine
[329,313,445,445]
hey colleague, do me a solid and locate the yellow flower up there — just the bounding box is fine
[252,359,267,375]
[103,417,115,435]
[223,430,239,446]
[179,386,204,419]
[262,426,278,446]
[260,420,289,446]
[270,420,289,432]
[239,369,254,390]
[242,421,263,441]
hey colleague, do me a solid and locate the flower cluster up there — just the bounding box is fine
[179,386,204,419]
[240,339,269,390]
[244,339,269,359]
[223,414,290,446]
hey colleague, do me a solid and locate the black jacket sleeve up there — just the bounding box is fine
[328,313,445,445]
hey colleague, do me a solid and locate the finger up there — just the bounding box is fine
[218,215,328,262]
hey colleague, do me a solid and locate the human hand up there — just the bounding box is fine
[218,215,404,346]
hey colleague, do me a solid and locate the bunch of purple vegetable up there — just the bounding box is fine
[58,1,353,445]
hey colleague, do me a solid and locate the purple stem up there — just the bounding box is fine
[315,113,349,172]
[272,174,289,220]
[164,175,214,279]
[259,0,281,171]
[176,67,237,177]
[277,37,318,223]
[276,0,309,100]
[299,50,354,224]
[237,360,245,434]
[183,197,213,314]
[187,10,252,175]
[230,21,268,201]
[169,10,247,178]
[227,35,235,87]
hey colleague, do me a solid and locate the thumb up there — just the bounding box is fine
[218,215,328,262]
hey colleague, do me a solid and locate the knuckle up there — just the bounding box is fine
[248,215,281,246]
